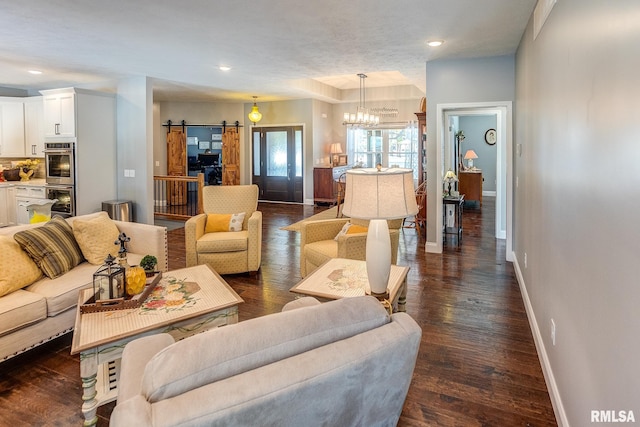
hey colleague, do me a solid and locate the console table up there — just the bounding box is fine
[443,195,464,246]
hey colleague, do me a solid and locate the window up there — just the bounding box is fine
[346,123,419,182]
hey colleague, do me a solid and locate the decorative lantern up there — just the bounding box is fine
[93,254,125,301]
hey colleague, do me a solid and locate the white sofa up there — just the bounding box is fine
[0,212,168,362]
[110,296,422,427]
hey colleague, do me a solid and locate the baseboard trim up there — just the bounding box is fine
[425,241,440,253]
[512,252,569,427]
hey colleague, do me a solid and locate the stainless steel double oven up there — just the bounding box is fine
[44,142,76,218]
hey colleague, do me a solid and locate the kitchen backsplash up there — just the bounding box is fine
[0,158,45,179]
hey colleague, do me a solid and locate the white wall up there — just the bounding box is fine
[514,1,640,425]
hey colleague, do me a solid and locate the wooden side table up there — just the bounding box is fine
[458,170,482,206]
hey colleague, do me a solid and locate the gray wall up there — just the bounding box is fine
[116,77,153,223]
[425,55,515,245]
[242,99,315,202]
[514,1,640,425]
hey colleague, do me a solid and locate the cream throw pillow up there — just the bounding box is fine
[0,235,43,297]
[72,211,120,265]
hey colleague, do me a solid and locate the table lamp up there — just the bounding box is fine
[464,150,478,169]
[330,143,343,165]
[444,169,457,196]
[341,167,418,299]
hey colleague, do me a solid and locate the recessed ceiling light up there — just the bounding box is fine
[28,70,42,75]
[426,40,444,47]
[219,66,231,71]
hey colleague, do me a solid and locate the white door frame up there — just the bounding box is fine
[430,101,513,261]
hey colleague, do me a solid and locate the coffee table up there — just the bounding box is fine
[290,258,409,312]
[70,264,243,426]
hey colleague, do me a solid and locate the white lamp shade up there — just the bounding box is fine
[330,143,343,154]
[342,168,418,220]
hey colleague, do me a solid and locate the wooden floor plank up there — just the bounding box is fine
[0,198,557,426]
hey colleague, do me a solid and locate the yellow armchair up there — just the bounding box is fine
[299,218,401,278]
[185,185,262,275]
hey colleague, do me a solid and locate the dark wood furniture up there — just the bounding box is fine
[313,166,349,205]
[443,194,464,246]
[458,170,482,206]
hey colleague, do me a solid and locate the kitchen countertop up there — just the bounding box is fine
[0,179,47,187]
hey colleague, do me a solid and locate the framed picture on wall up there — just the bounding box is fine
[338,155,348,166]
[198,140,210,150]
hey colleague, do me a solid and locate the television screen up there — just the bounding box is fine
[198,153,219,166]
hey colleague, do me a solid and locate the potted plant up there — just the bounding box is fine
[139,255,158,277]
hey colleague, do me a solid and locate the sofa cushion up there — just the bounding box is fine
[196,231,248,253]
[24,253,145,317]
[303,240,337,267]
[141,296,390,402]
[13,216,85,279]
[72,211,120,265]
[0,289,47,336]
[0,235,43,297]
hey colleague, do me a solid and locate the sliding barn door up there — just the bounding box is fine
[222,127,240,185]
[166,128,186,205]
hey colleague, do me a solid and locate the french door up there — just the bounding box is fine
[251,126,303,202]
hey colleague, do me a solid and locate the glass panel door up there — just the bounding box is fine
[252,126,303,202]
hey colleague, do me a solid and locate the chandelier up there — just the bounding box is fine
[343,73,380,127]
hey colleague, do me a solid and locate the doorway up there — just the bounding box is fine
[431,102,513,261]
[251,126,303,202]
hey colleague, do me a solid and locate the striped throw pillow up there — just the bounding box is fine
[14,215,85,279]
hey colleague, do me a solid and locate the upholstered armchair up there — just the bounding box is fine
[299,218,402,278]
[185,185,262,275]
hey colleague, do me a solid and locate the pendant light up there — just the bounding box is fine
[248,96,262,125]
[343,74,379,127]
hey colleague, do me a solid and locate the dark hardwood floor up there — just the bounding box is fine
[0,199,557,426]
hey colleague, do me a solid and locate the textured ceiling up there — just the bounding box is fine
[0,0,536,103]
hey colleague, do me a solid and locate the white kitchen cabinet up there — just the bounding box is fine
[24,96,44,157]
[15,184,47,225]
[0,185,16,227]
[0,187,8,227]
[42,90,75,138]
[0,99,26,157]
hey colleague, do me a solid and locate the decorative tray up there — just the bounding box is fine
[79,272,162,314]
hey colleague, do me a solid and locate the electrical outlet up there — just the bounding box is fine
[551,319,556,346]
[524,252,528,268]
[155,161,160,167]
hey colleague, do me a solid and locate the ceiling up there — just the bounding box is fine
[0,0,537,104]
